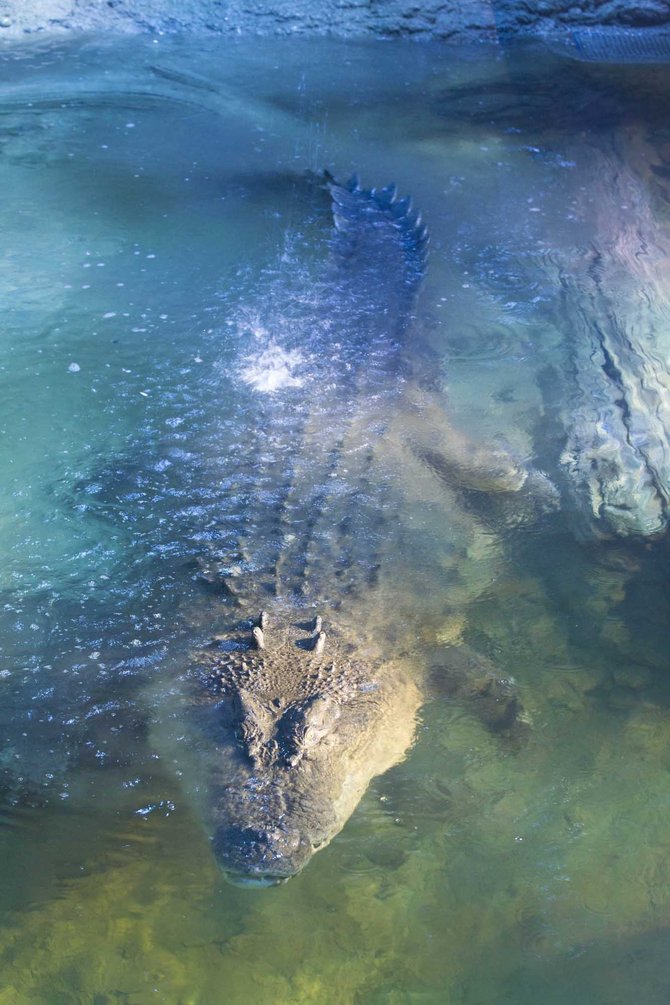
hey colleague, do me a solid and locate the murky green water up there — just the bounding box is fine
[2,32,670,1004]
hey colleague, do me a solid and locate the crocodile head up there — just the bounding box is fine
[200,610,419,886]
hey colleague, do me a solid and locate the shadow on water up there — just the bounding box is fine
[434,59,670,132]
[1,31,670,1005]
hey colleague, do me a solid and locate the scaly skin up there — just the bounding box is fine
[195,606,421,884]
[181,176,541,884]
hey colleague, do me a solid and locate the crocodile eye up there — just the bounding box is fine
[234,688,273,765]
[301,696,340,750]
[277,696,342,767]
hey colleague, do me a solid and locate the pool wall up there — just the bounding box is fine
[1,0,668,41]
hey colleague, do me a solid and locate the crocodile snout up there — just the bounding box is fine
[213,822,310,886]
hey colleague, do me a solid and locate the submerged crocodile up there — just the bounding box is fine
[181,175,540,885]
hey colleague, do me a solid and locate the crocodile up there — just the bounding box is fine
[179,175,540,886]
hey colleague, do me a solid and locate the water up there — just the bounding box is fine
[1,32,670,1003]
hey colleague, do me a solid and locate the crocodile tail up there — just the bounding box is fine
[327,173,429,295]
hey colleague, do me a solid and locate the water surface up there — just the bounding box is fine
[1,33,670,1004]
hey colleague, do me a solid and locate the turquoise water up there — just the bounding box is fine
[1,33,670,1003]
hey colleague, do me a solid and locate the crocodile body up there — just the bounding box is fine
[186,176,531,885]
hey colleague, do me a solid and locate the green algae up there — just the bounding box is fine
[2,599,670,1005]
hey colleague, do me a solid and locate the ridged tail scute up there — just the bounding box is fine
[327,173,429,296]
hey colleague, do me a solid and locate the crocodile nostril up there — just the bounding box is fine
[213,824,303,872]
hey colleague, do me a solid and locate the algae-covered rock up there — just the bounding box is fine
[544,127,670,538]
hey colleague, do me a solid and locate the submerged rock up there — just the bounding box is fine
[549,129,670,537]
